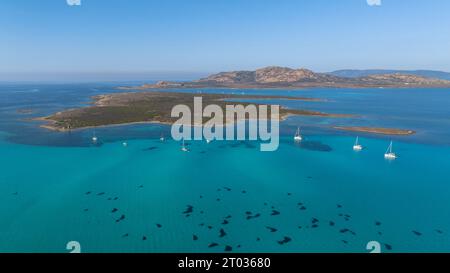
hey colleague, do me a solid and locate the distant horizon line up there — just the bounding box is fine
[1,67,450,83]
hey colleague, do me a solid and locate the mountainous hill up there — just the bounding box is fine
[122,66,450,90]
[198,67,340,84]
[329,69,450,81]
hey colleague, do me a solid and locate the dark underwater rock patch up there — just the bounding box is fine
[271,210,280,216]
[116,214,125,223]
[339,228,356,236]
[266,226,278,233]
[219,228,227,238]
[142,146,158,151]
[183,205,193,214]
[277,236,292,245]
[299,141,333,152]
[246,213,261,220]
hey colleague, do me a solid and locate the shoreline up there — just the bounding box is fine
[333,126,415,136]
[35,112,295,132]
[37,120,172,132]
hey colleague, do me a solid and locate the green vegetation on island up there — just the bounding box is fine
[38,91,349,131]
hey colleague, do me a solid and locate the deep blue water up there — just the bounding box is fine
[0,83,450,253]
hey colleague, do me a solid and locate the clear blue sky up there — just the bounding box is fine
[1,0,450,81]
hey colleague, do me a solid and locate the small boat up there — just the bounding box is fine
[122,142,128,147]
[353,136,363,151]
[160,133,165,142]
[384,141,397,160]
[206,139,211,144]
[92,131,98,142]
[181,139,189,152]
[294,127,302,142]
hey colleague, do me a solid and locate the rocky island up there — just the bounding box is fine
[119,66,450,90]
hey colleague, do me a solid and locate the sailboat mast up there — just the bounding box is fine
[386,141,392,154]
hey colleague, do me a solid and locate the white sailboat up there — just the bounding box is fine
[92,131,98,142]
[384,141,397,160]
[160,133,165,142]
[353,136,363,151]
[181,139,189,152]
[294,127,302,142]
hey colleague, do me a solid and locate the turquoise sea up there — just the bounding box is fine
[0,83,450,253]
